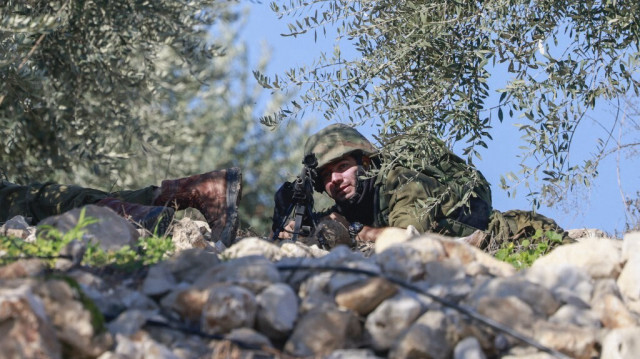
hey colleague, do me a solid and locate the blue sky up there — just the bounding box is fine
[236,2,639,236]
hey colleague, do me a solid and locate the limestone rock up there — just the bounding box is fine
[617,255,640,301]
[109,332,178,359]
[467,277,560,317]
[335,277,398,315]
[375,226,419,254]
[193,255,281,293]
[2,215,33,240]
[223,237,283,261]
[256,283,298,340]
[36,279,113,357]
[548,304,601,328]
[592,293,638,328]
[468,246,516,277]
[600,327,640,359]
[0,284,62,359]
[621,231,640,262]
[532,321,598,359]
[160,285,207,323]
[389,310,454,359]
[170,217,210,251]
[474,296,536,334]
[107,309,155,336]
[284,308,361,357]
[532,237,622,279]
[226,328,273,348]
[38,205,139,251]
[454,337,487,359]
[0,258,46,279]
[524,263,593,307]
[364,293,424,351]
[326,349,384,358]
[157,248,220,283]
[142,264,177,296]
[566,228,610,241]
[201,284,257,334]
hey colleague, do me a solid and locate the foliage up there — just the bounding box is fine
[258,0,640,209]
[624,191,640,232]
[1,207,97,266]
[494,229,564,269]
[0,209,174,270]
[0,1,310,234]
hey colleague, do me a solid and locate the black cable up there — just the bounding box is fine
[101,312,284,357]
[276,263,572,359]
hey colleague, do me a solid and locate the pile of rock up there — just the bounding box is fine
[1,207,639,358]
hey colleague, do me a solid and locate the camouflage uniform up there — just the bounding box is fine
[305,124,492,237]
[0,180,157,224]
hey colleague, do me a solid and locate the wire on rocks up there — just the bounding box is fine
[276,263,572,359]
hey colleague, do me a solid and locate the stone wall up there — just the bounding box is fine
[1,211,639,358]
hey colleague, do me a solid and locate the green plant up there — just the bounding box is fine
[494,229,564,269]
[82,235,175,271]
[0,208,175,270]
[0,208,97,266]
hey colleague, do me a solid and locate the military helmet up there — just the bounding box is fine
[304,124,378,170]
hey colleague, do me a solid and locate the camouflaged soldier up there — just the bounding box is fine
[301,123,493,243]
[0,169,242,245]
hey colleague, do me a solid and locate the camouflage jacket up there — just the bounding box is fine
[373,166,492,237]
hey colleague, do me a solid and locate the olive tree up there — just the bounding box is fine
[257,0,640,209]
[0,1,309,233]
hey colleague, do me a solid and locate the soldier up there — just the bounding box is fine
[277,123,493,244]
[0,168,242,245]
[282,123,568,248]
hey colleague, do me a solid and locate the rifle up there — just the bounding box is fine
[271,154,329,249]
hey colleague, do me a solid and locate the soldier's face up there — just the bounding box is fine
[320,156,359,202]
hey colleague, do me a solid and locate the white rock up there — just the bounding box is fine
[524,263,593,306]
[532,237,622,279]
[454,336,487,359]
[284,308,360,357]
[390,310,453,359]
[226,328,273,348]
[364,294,424,351]
[326,349,383,358]
[600,327,640,359]
[548,304,601,328]
[142,264,177,296]
[256,283,299,339]
[374,226,418,254]
[107,309,155,336]
[621,231,640,262]
[201,284,257,334]
[193,255,281,293]
[467,277,560,316]
[170,217,210,251]
[223,237,283,261]
[617,255,640,301]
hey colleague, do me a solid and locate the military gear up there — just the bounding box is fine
[486,209,570,250]
[371,166,490,237]
[0,180,157,224]
[154,168,242,246]
[301,124,567,244]
[304,123,378,170]
[95,197,175,235]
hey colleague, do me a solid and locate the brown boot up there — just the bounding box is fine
[95,198,175,236]
[153,168,242,246]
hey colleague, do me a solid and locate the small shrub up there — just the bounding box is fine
[494,229,564,269]
[0,208,175,270]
